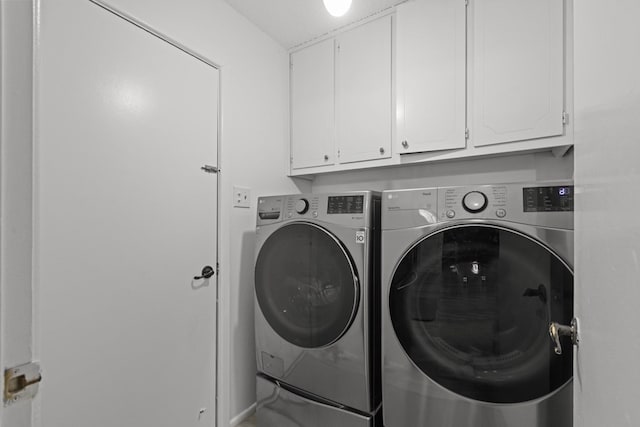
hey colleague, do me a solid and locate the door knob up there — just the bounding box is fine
[194,265,215,280]
[549,318,578,355]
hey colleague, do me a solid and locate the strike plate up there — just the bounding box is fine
[4,362,42,406]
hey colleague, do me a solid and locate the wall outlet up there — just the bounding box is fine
[233,186,251,208]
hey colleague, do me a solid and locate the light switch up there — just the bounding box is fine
[233,186,251,208]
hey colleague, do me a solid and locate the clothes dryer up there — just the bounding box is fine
[254,192,381,427]
[382,182,574,427]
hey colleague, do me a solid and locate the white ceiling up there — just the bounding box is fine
[221,0,405,50]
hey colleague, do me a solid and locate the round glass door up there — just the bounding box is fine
[255,222,359,348]
[389,224,573,403]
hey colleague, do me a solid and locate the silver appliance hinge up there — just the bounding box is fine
[465,128,470,139]
[201,164,219,174]
[4,362,42,406]
[562,111,569,125]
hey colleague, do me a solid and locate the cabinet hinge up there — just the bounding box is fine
[465,128,470,139]
[216,262,220,276]
[4,362,42,406]
[562,111,569,125]
[290,156,294,164]
[465,0,469,6]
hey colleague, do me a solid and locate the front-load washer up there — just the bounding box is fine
[381,182,574,427]
[254,192,381,427]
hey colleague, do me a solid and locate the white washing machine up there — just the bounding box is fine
[382,182,574,427]
[254,192,381,427]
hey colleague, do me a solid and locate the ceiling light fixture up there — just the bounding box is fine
[323,0,352,17]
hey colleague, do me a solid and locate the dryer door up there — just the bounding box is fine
[389,224,573,403]
[255,222,359,348]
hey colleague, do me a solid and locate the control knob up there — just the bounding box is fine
[295,198,309,214]
[463,191,488,213]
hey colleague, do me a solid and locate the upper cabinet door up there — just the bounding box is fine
[471,0,564,147]
[291,38,335,170]
[336,15,392,164]
[396,0,466,154]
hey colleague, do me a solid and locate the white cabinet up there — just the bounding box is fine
[396,0,466,154]
[336,15,392,163]
[289,15,393,173]
[289,1,570,176]
[290,38,335,170]
[470,0,565,147]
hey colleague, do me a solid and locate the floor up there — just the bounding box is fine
[237,414,257,427]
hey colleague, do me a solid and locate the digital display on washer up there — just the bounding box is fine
[327,195,364,214]
[523,185,574,212]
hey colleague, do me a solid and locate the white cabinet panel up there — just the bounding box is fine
[471,0,564,147]
[396,0,466,154]
[291,38,335,169]
[336,15,392,164]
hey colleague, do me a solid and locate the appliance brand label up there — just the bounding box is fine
[355,231,365,244]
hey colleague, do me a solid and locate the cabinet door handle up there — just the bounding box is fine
[402,140,409,149]
[379,147,385,155]
[324,154,329,161]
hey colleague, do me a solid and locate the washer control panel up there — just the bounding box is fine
[286,196,320,218]
[523,185,574,212]
[257,192,377,228]
[382,181,573,231]
[440,186,507,221]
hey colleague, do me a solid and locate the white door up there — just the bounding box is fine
[290,39,336,170]
[34,1,218,426]
[336,16,392,164]
[573,0,640,426]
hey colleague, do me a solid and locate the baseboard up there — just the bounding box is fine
[229,402,256,427]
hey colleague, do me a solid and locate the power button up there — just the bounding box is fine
[496,209,507,218]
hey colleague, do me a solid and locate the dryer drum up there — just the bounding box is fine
[389,224,573,403]
[255,222,360,349]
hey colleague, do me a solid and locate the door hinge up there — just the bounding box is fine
[465,128,470,139]
[201,164,219,174]
[562,111,569,125]
[216,262,220,276]
[4,362,42,406]
[465,0,469,6]
[290,156,294,164]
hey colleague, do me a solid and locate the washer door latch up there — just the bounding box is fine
[4,362,42,406]
[549,318,579,355]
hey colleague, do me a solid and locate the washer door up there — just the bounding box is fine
[389,224,573,403]
[255,222,359,348]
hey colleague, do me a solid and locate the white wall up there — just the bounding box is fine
[311,151,574,193]
[39,0,308,424]
[573,0,640,425]
[0,0,35,425]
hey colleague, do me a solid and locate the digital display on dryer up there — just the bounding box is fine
[523,186,574,212]
[327,195,364,214]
